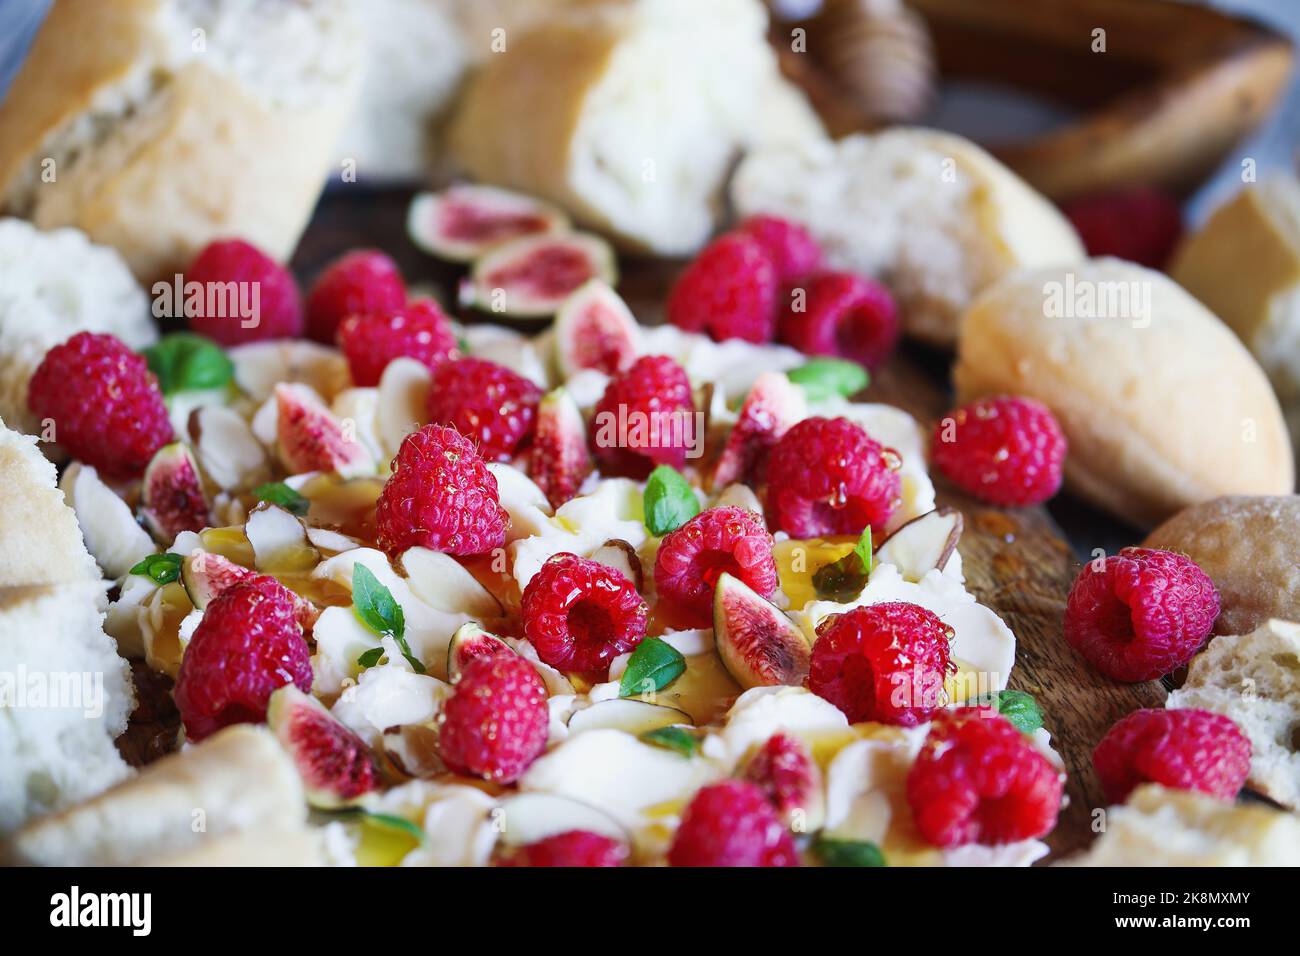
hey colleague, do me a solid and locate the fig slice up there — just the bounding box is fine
[566,698,691,737]
[447,621,514,682]
[713,572,811,689]
[741,732,826,832]
[141,442,212,543]
[407,184,569,263]
[710,371,806,490]
[460,232,618,319]
[494,792,629,850]
[267,684,381,809]
[181,549,320,632]
[553,279,639,378]
[274,383,375,477]
[874,507,963,582]
[528,387,593,509]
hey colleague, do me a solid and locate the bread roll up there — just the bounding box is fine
[954,259,1293,527]
[731,128,1085,345]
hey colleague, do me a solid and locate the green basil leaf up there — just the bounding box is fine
[639,725,699,757]
[812,528,873,602]
[129,552,183,585]
[352,564,405,640]
[143,333,234,396]
[852,526,873,575]
[642,465,700,536]
[329,808,427,845]
[253,482,311,517]
[619,638,686,698]
[993,689,1043,734]
[813,836,887,867]
[786,358,870,403]
[356,646,384,669]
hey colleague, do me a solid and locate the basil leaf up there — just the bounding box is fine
[993,689,1043,733]
[642,466,700,536]
[253,482,310,517]
[329,808,427,844]
[786,358,869,402]
[639,725,698,757]
[143,333,234,396]
[352,565,425,673]
[356,646,384,669]
[812,528,873,602]
[852,526,873,574]
[619,638,686,698]
[813,836,887,867]
[129,552,182,585]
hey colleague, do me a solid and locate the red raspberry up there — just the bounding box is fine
[438,652,548,783]
[906,707,1063,848]
[590,355,696,478]
[668,780,799,867]
[521,553,648,676]
[653,506,777,627]
[27,332,173,481]
[738,214,820,284]
[337,299,458,386]
[778,271,899,372]
[808,601,954,725]
[1064,547,1220,682]
[743,732,818,824]
[305,249,406,343]
[1060,187,1183,270]
[374,424,509,557]
[173,576,312,742]
[496,831,628,867]
[667,233,778,343]
[764,416,901,537]
[183,239,302,344]
[1093,708,1251,804]
[930,396,1066,507]
[425,357,542,462]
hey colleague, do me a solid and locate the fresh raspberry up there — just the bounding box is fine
[27,332,173,481]
[374,424,509,557]
[425,357,542,462]
[304,249,406,343]
[777,272,899,372]
[495,831,629,868]
[183,239,302,344]
[173,576,312,742]
[668,780,799,867]
[1064,547,1220,682]
[743,732,818,824]
[337,299,458,386]
[906,707,1063,848]
[930,396,1066,507]
[808,601,954,725]
[653,506,777,627]
[521,553,648,676]
[438,653,548,783]
[1093,708,1251,803]
[667,233,778,343]
[737,214,820,284]
[1060,187,1183,270]
[590,355,696,478]
[764,416,902,537]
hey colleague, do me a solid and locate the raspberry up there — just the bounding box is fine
[1064,547,1220,682]
[667,233,778,343]
[808,601,954,725]
[337,299,458,386]
[737,214,820,284]
[425,357,542,462]
[653,506,777,627]
[777,272,899,371]
[521,553,648,676]
[173,576,312,742]
[590,355,696,478]
[495,831,628,868]
[930,396,1066,507]
[906,707,1063,848]
[1060,187,1183,270]
[743,732,818,823]
[668,780,799,867]
[1093,708,1251,803]
[304,249,406,343]
[374,424,509,557]
[438,653,548,783]
[764,416,901,537]
[183,239,302,344]
[27,332,173,481]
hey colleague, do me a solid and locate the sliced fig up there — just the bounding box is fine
[553,279,640,377]
[711,371,806,490]
[875,508,963,582]
[267,684,381,809]
[407,184,569,263]
[528,387,592,509]
[447,621,514,681]
[274,383,375,477]
[742,732,825,832]
[182,550,320,631]
[713,572,811,689]
[567,699,691,736]
[589,539,644,592]
[141,443,212,543]
[460,232,618,319]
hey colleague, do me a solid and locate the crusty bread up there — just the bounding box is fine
[731,128,1085,346]
[1167,619,1300,811]
[954,259,1293,528]
[0,0,361,281]
[1144,496,1300,636]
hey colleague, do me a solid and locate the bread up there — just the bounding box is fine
[0,0,362,281]
[954,259,1293,527]
[1167,619,1300,811]
[1065,784,1300,866]
[731,128,1085,346]
[1143,496,1300,636]
[448,0,823,256]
